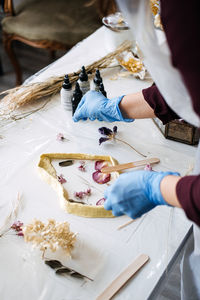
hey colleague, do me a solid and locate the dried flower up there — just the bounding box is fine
[74,189,91,199]
[96,198,106,206]
[98,126,146,157]
[95,160,109,171]
[144,164,153,171]
[11,220,24,236]
[56,133,65,141]
[23,219,76,255]
[78,161,86,172]
[92,170,111,184]
[98,126,117,145]
[57,174,66,184]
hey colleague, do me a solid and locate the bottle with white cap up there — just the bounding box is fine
[60,74,73,111]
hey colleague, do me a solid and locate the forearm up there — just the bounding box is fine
[160,175,182,208]
[119,91,156,119]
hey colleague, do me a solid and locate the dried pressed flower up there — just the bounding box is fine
[23,219,76,256]
[57,174,67,184]
[74,189,91,200]
[96,198,106,206]
[144,163,153,171]
[92,170,111,184]
[11,220,24,236]
[98,126,146,157]
[56,133,65,141]
[78,161,86,172]
[95,160,109,171]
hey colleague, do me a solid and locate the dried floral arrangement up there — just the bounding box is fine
[23,219,76,257]
[0,41,132,115]
[117,51,146,80]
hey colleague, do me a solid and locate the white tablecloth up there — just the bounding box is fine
[0,26,195,300]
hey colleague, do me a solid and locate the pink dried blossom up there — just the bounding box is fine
[96,198,106,206]
[11,221,23,231]
[17,231,24,237]
[78,161,86,172]
[11,221,24,237]
[57,174,67,184]
[74,189,91,199]
[144,164,152,171]
[95,160,108,171]
[56,133,65,141]
[92,170,111,184]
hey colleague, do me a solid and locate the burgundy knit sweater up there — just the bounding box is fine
[142,0,200,226]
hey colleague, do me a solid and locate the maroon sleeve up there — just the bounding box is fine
[159,0,200,226]
[176,176,200,227]
[142,84,179,124]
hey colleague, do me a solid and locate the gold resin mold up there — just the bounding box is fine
[38,153,119,218]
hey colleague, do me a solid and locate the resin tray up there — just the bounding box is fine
[38,153,119,218]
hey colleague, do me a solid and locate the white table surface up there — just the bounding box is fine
[0,26,195,300]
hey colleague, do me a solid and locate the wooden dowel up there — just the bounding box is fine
[117,219,135,230]
[96,254,149,300]
[101,157,160,173]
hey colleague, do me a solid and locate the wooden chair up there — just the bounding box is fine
[1,0,102,85]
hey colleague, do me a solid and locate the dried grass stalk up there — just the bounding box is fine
[0,41,132,113]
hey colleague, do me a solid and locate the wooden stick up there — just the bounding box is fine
[117,219,135,230]
[96,254,149,300]
[101,157,160,173]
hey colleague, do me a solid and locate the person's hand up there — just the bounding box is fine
[104,170,180,218]
[73,90,134,122]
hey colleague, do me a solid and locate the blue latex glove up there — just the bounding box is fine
[73,90,133,122]
[104,170,180,218]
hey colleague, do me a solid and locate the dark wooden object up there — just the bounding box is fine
[1,0,103,86]
[0,55,3,75]
[153,118,200,145]
[1,0,72,85]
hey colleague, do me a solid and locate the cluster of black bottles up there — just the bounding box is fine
[60,66,107,115]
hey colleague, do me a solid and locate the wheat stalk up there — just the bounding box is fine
[0,41,132,113]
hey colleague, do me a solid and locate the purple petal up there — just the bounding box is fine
[113,126,118,133]
[98,127,113,136]
[92,170,111,184]
[96,198,106,206]
[95,160,108,171]
[99,137,109,145]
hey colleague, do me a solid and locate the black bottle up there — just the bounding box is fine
[78,66,90,95]
[71,81,83,115]
[93,69,102,91]
[99,82,107,97]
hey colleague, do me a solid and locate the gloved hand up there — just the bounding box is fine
[104,170,180,218]
[73,90,133,122]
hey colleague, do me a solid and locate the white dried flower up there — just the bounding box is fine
[23,219,76,255]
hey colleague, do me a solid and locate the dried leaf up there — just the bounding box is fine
[59,160,74,167]
[68,199,85,205]
[45,260,63,269]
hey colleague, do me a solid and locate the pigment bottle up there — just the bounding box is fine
[60,74,73,111]
[72,81,83,115]
[78,66,90,95]
[92,69,102,92]
[99,82,107,97]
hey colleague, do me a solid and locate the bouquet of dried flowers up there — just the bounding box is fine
[23,219,76,256]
